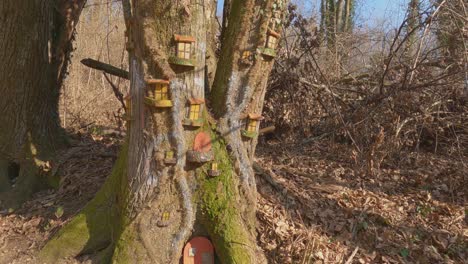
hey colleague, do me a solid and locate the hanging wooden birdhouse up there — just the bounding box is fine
[144,79,173,108]
[187,132,214,163]
[157,211,171,227]
[241,113,264,138]
[183,98,205,127]
[169,34,196,67]
[164,150,177,165]
[208,162,220,177]
[183,237,214,264]
[260,29,280,58]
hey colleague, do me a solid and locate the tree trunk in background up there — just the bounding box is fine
[342,0,354,32]
[320,0,354,47]
[40,0,289,263]
[326,0,336,47]
[0,0,86,209]
[319,0,327,42]
[335,0,345,37]
[405,0,420,58]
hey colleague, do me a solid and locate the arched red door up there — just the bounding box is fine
[183,237,214,264]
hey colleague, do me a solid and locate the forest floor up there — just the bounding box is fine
[0,129,466,264]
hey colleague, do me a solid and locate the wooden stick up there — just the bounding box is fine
[345,246,359,264]
[81,58,129,80]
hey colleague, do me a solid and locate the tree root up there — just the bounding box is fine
[39,145,128,263]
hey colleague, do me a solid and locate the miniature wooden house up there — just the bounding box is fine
[241,113,264,138]
[164,150,177,165]
[183,237,214,264]
[145,79,173,108]
[169,34,196,67]
[240,50,253,65]
[208,162,220,177]
[183,98,205,127]
[187,132,214,163]
[157,211,171,227]
[123,94,132,122]
[260,29,280,58]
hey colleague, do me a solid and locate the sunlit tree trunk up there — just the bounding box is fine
[40,0,289,263]
[0,0,86,208]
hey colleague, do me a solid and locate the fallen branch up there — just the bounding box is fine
[345,246,359,264]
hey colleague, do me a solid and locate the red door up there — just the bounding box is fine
[183,237,214,264]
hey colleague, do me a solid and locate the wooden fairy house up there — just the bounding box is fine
[157,211,171,227]
[241,113,264,138]
[164,150,177,165]
[208,162,220,177]
[169,34,196,67]
[123,94,133,122]
[260,29,280,58]
[240,50,253,66]
[144,79,173,108]
[183,98,205,127]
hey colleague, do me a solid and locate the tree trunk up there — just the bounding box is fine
[326,0,336,47]
[342,0,353,32]
[335,0,345,36]
[0,0,86,209]
[405,0,420,58]
[40,0,289,263]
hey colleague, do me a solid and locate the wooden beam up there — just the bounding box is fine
[80,58,129,80]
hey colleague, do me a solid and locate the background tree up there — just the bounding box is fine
[319,0,354,47]
[0,0,86,208]
[40,0,290,263]
[405,0,421,57]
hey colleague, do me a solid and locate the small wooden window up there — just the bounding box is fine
[155,83,169,100]
[177,42,192,59]
[242,51,251,60]
[165,151,174,159]
[162,212,170,221]
[266,35,277,49]
[189,104,201,120]
[247,120,258,132]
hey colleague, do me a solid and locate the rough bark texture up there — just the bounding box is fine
[0,0,86,208]
[41,0,289,263]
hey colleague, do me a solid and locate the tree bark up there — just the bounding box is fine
[0,0,86,208]
[40,0,289,263]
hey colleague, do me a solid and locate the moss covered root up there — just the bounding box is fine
[39,145,128,263]
[200,134,264,264]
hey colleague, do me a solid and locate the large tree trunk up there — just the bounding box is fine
[40,0,289,263]
[0,0,86,208]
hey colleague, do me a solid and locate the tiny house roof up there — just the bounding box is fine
[146,79,170,84]
[174,34,196,43]
[188,98,205,104]
[267,28,280,38]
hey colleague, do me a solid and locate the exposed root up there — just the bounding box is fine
[39,145,128,263]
